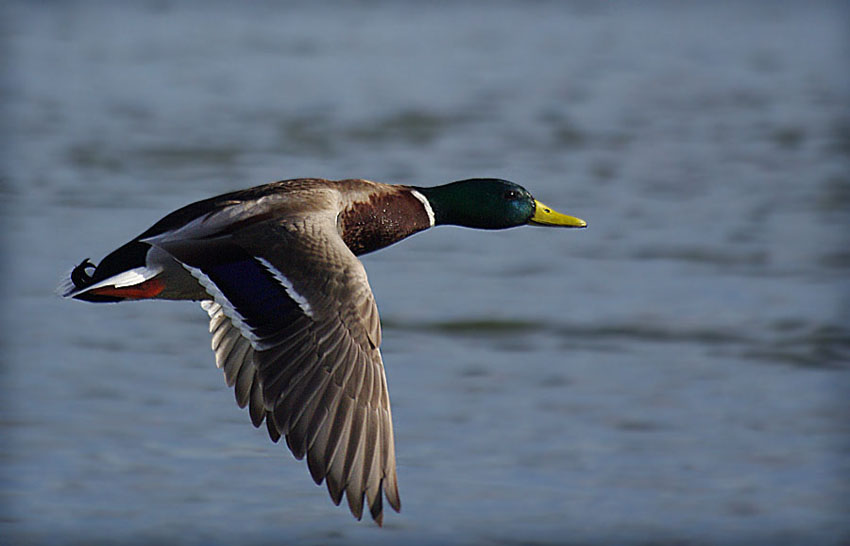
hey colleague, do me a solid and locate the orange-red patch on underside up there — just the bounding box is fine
[88,277,165,299]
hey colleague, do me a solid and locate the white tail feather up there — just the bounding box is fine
[56,266,79,298]
[63,266,163,298]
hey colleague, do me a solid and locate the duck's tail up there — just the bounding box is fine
[60,242,165,303]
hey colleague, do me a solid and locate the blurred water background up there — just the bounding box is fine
[2,1,849,544]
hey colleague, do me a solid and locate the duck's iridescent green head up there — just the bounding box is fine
[416,178,586,230]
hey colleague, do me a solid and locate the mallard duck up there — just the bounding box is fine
[63,177,586,525]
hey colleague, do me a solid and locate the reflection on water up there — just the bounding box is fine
[3,1,849,545]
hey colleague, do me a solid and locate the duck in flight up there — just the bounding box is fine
[63,177,586,525]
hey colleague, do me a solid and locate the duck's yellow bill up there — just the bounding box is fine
[530,200,587,228]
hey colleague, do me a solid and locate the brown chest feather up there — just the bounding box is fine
[338,190,432,255]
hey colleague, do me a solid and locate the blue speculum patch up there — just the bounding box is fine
[204,255,303,338]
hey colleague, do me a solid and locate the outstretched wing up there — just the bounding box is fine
[150,213,400,524]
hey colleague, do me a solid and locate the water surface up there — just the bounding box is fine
[3,2,849,544]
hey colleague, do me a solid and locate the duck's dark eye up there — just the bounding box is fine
[503,189,520,200]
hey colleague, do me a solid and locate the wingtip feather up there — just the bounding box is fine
[326,473,345,506]
[345,487,365,520]
[368,483,384,525]
[386,475,401,513]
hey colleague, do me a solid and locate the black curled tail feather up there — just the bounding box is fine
[64,240,152,303]
[65,257,122,302]
[71,259,97,289]
[67,258,125,302]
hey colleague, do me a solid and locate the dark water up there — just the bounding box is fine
[3,2,849,544]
